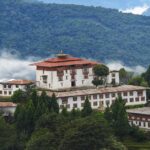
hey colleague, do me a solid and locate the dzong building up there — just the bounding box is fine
[32,53,148,111]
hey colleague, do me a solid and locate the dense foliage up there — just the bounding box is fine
[1,88,150,149]
[92,64,109,86]
[1,0,150,66]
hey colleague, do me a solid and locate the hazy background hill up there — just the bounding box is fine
[1,0,150,66]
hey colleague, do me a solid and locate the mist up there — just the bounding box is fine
[0,51,147,82]
[106,60,146,75]
[0,51,36,81]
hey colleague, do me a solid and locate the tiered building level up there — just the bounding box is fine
[32,54,119,90]
[32,54,148,111]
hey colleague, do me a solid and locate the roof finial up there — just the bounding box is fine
[56,50,68,58]
[60,50,63,54]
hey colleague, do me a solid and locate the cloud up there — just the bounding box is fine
[120,4,149,15]
[106,60,146,75]
[0,50,36,81]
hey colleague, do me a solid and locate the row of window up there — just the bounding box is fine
[61,96,145,109]
[130,120,150,128]
[0,90,12,95]
[60,101,105,109]
[3,84,19,88]
[61,91,144,104]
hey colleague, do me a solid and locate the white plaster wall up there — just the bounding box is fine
[107,72,120,85]
[0,84,28,97]
[36,67,94,90]
[0,107,16,116]
[57,90,147,111]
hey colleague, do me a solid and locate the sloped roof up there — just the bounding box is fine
[1,80,35,85]
[44,85,148,98]
[0,102,17,107]
[32,54,99,68]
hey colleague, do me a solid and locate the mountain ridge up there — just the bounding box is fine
[1,0,150,66]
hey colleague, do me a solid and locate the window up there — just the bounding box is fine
[42,75,48,83]
[93,94,97,99]
[112,73,116,77]
[58,76,63,81]
[111,93,115,97]
[135,97,139,102]
[141,97,145,101]
[138,91,143,96]
[143,122,146,127]
[4,91,7,95]
[3,85,7,88]
[9,91,12,95]
[82,68,89,74]
[148,122,150,127]
[105,93,110,98]
[0,91,2,94]
[130,91,133,96]
[73,103,77,108]
[99,94,103,99]
[8,85,11,88]
[93,101,98,106]
[62,98,68,104]
[130,98,134,102]
[66,76,68,80]
[123,92,127,96]
[73,97,77,101]
[81,103,84,107]
[84,75,88,79]
[57,70,63,75]
[81,96,85,101]
[16,85,19,88]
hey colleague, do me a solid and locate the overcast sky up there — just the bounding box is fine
[36,0,150,15]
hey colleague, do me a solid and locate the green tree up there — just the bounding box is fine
[142,65,150,86]
[50,93,59,113]
[30,89,38,108]
[0,116,17,150]
[15,100,35,135]
[36,113,59,132]
[92,64,109,86]
[92,78,103,87]
[104,105,112,123]
[26,128,57,150]
[111,96,130,137]
[128,76,148,86]
[59,116,127,150]
[81,96,92,117]
[11,89,26,103]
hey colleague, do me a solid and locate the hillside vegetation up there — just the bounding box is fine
[1,0,150,66]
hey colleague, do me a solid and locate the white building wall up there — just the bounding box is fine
[0,84,28,97]
[36,67,94,90]
[57,90,147,111]
[36,68,120,90]
[107,71,120,85]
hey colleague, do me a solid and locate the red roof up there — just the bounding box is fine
[0,102,17,107]
[32,54,99,68]
[6,80,34,85]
